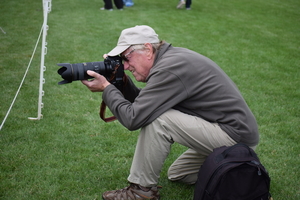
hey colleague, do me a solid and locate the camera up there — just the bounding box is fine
[57,56,124,89]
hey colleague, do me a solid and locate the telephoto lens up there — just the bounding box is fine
[57,62,107,85]
[57,56,122,85]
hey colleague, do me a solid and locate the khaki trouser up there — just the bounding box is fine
[128,109,240,187]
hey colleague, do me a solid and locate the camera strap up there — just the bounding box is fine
[99,101,116,122]
[99,75,128,122]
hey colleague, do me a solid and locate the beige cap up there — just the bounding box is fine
[107,25,159,56]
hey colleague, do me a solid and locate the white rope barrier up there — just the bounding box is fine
[0,0,51,131]
[0,27,6,34]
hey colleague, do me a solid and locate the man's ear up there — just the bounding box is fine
[144,43,154,58]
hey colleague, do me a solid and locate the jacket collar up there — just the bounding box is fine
[153,42,172,67]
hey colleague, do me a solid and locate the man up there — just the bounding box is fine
[82,25,259,200]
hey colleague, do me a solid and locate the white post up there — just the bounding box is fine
[28,0,51,120]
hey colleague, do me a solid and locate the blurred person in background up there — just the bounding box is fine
[123,0,134,7]
[177,0,192,10]
[101,0,123,10]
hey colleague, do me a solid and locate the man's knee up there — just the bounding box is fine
[168,165,198,185]
[168,172,198,185]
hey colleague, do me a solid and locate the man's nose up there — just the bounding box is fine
[123,62,129,70]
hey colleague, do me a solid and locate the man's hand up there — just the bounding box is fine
[81,70,111,92]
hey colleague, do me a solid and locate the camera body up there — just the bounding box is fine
[57,56,124,89]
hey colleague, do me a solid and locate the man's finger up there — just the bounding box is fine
[86,70,99,78]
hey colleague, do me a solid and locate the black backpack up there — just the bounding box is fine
[193,143,271,200]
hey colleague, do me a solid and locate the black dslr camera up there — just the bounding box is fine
[57,56,124,90]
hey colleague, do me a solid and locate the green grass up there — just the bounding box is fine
[0,0,299,199]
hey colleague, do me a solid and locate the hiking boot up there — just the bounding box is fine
[102,183,161,200]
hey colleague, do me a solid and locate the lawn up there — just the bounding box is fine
[0,0,299,199]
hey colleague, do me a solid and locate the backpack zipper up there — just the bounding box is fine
[251,160,262,175]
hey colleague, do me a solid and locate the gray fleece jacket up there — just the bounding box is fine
[103,43,259,146]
